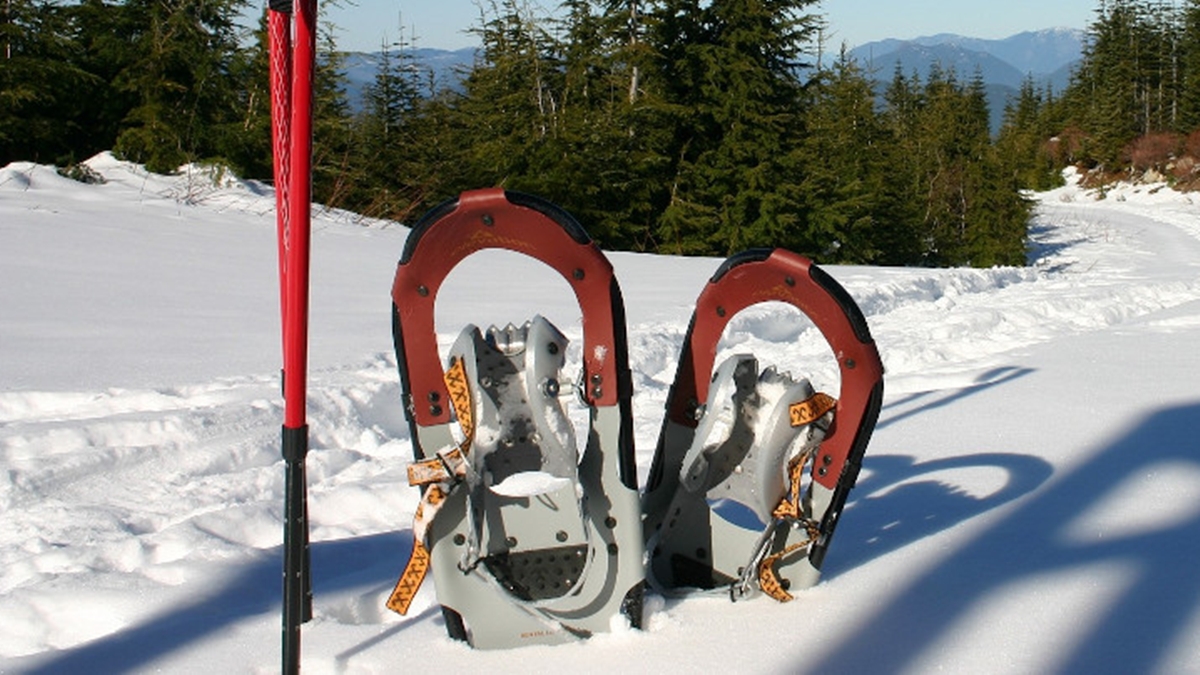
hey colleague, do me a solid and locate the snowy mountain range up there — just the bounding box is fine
[339,28,1084,131]
[847,28,1085,131]
[849,28,1084,87]
[343,28,1084,103]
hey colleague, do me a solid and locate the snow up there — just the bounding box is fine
[488,472,573,498]
[3,153,1200,673]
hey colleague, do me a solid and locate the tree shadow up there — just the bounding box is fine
[829,451,1054,575]
[1026,220,1090,270]
[878,366,1035,431]
[808,402,1200,674]
[19,530,417,674]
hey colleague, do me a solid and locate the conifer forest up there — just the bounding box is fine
[5,0,1200,266]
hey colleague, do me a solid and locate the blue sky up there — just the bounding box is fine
[311,0,1099,53]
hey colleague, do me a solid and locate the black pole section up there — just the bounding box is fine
[282,424,311,674]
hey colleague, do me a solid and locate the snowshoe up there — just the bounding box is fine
[386,189,644,649]
[642,249,883,601]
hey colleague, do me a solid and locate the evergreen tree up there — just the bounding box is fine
[879,65,929,260]
[918,66,971,264]
[959,73,1032,266]
[795,50,891,263]
[651,0,821,255]
[349,29,432,221]
[0,0,104,165]
[1063,0,1181,167]
[4,0,1046,268]
[542,0,666,249]
[111,0,250,173]
[997,77,1063,191]
[1180,0,1200,129]
[308,25,356,210]
[439,0,563,193]
[880,65,1030,266]
[209,7,272,180]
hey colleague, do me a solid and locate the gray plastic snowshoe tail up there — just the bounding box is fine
[415,317,643,647]
[453,318,590,597]
[647,354,828,595]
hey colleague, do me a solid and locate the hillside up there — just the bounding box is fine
[2,155,1199,672]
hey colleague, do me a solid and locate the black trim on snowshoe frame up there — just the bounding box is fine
[709,248,774,282]
[809,264,874,345]
[809,377,884,568]
[504,191,592,245]
[399,191,591,265]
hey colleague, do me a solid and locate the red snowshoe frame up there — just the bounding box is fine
[392,189,632,435]
[390,188,643,648]
[644,248,884,591]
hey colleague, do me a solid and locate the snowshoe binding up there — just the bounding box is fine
[642,249,883,602]
[386,189,644,648]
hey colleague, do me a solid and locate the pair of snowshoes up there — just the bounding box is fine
[387,189,883,649]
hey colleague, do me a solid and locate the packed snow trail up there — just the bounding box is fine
[1,157,1199,672]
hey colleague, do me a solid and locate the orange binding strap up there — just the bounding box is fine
[789,392,835,429]
[757,521,820,603]
[759,391,835,602]
[774,392,835,521]
[386,501,436,614]
[387,358,474,615]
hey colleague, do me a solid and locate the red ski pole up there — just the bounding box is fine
[269,0,317,671]
[270,2,291,359]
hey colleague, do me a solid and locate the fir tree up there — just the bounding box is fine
[1180,0,1200,129]
[997,77,1062,191]
[652,0,821,255]
[349,29,432,222]
[0,0,105,165]
[206,6,272,180]
[112,0,250,173]
[439,0,563,192]
[308,25,356,210]
[795,50,889,263]
[543,0,666,249]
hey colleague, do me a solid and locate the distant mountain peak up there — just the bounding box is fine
[850,28,1084,76]
[844,28,1086,134]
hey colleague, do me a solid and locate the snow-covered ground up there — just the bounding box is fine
[2,156,1199,674]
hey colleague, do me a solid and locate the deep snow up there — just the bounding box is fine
[2,156,1199,674]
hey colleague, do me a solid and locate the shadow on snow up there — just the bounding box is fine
[25,379,1199,674]
[877,366,1036,431]
[810,400,1200,674]
[20,530,419,673]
